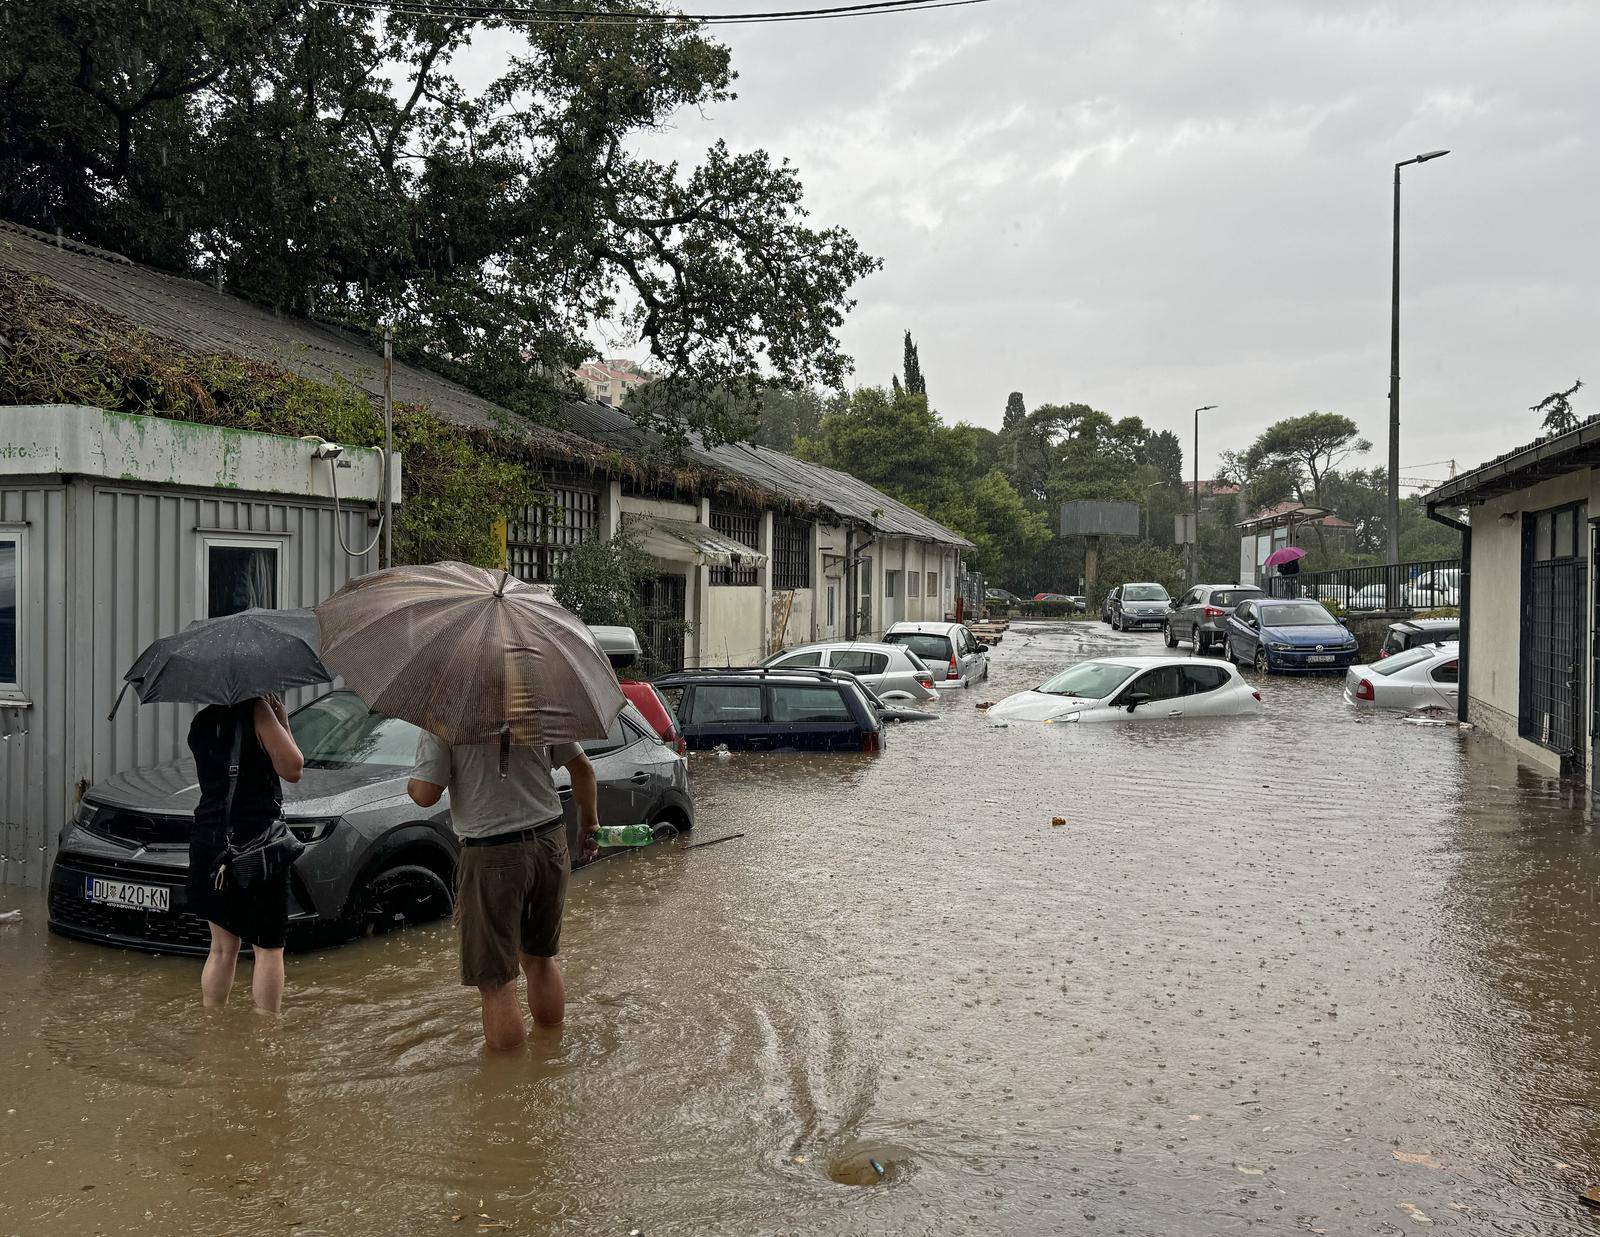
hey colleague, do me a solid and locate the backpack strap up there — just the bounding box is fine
[213,715,246,890]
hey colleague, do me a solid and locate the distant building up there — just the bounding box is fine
[1184,479,1241,502]
[573,360,654,407]
[1237,502,1355,586]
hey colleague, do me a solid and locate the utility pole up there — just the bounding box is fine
[383,326,394,569]
[1191,405,1217,583]
[1388,149,1450,569]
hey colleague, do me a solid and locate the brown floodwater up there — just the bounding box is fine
[4,619,1600,1235]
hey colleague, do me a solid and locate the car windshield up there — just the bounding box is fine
[1123,585,1168,601]
[1370,647,1436,676]
[886,632,952,661]
[1259,603,1337,627]
[290,692,419,768]
[1036,661,1139,699]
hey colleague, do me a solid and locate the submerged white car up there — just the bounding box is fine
[988,656,1262,723]
[1344,641,1458,710]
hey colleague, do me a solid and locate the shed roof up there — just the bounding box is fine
[1425,415,1600,507]
[0,221,971,548]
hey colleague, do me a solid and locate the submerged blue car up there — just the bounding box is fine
[1223,598,1360,674]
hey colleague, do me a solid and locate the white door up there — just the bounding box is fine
[1179,664,1236,717]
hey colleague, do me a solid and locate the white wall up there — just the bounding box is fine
[1469,471,1594,776]
[702,586,765,667]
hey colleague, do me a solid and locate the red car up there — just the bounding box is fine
[591,626,686,755]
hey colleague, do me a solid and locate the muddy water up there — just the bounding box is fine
[4,620,1600,1234]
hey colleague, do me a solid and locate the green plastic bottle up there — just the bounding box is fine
[594,824,653,848]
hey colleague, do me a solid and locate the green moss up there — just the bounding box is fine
[1,273,536,567]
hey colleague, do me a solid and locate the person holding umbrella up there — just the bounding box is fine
[114,608,327,1013]
[316,562,625,1052]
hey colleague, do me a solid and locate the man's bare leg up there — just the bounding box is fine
[479,979,529,1051]
[252,947,285,1013]
[521,954,565,1030]
[202,923,241,1008]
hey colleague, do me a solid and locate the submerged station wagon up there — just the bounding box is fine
[655,667,889,753]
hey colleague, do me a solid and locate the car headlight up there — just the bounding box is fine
[286,817,339,843]
[1269,642,1295,651]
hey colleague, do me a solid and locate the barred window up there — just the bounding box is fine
[773,515,811,591]
[709,504,761,586]
[508,486,599,583]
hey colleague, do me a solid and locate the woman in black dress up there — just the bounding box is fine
[188,695,304,1012]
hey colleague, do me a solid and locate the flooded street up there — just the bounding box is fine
[6,619,1600,1235]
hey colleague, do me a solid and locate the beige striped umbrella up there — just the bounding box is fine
[314,561,624,749]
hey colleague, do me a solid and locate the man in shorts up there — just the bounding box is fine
[407,736,599,1050]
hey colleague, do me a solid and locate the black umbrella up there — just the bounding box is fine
[109,608,332,718]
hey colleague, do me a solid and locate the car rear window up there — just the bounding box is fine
[1183,665,1230,693]
[687,684,764,724]
[886,633,952,662]
[1370,647,1434,676]
[1381,630,1408,655]
[831,650,889,676]
[1208,589,1261,608]
[770,685,853,723]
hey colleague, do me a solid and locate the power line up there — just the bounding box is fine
[310,0,992,25]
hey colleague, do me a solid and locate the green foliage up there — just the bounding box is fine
[0,0,878,442]
[1088,542,1185,611]
[744,385,827,453]
[551,525,690,673]
[902,330,926,397]
[1531,379,1584,436]
[1145,429,1184,489]
[0,275,533,566]
[938,468,1052,583]
[1238,411,1371,507]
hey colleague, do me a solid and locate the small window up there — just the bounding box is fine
[885,572,898,599]
[776,650,824,668]
[1182,665,1229,694]
[205,538,279,618]
[831,650,889,676]
[926,571,938,599]
[826,586,837,627]
[770,685,852,723]
[687,684,763,725]
[1431,659,1459,685]
[582,714,634,758]
[0,531,20,691]
[1554,509,1577,559]
[908,572,921,599]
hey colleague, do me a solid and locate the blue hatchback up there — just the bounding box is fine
[1224,598,1360,674]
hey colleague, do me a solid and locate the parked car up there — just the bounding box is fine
[654,667,888,753]
[986,587,1021,604]
[589,624,685,752]
[1408,568,1460,608]
[1033,591,1073,602]
[1165,583,1264,654]
[1345,642,1458,710]
[1106,582,1172,631]
[47,691,693,957]
[1067,595,1088,612]
[1223,598,1360,674]
[883,621,989,688]
[1379,617,1460,660]
[1100,585,1121,623]
[988,656,1261,723]
[760,640,938,702]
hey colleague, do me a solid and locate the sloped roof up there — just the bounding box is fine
[1239,501,1354,531]
[0,220,970,548]
[1425,414,1600,507]
[562,401,972,547]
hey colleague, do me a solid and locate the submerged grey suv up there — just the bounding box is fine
[48,691,693,956]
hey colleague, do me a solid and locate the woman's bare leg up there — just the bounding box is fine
[202,923,241,1008]
[251,947,285,1014]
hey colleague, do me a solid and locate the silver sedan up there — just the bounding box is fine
[761,641,939,702]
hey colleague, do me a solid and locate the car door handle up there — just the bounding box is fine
[629,771,651,785]
[1166,709,1184,718]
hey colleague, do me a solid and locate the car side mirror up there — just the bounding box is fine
[1123,691,1152,713]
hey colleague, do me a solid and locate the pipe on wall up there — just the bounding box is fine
[1425,502,1471,724]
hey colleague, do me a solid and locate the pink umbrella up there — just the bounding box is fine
[1263,546,1307,569]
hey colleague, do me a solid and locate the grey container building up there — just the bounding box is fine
[0,404,398,889]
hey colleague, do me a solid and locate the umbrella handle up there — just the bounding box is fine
[107,680,134,721]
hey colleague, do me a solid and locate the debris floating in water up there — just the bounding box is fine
[1051,817,1066,827]
[0,909,20,923]
[869,1158,885,1177]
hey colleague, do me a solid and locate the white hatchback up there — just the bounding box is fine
[1344,642,1458,710]
[761,641,939,702]
[988,656,1262,723]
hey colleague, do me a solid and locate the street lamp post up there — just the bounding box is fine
[1387,149,1450,570]
[1191,405,1217,583]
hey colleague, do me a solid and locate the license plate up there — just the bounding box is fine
[1307,654,1335,664]
[83,876,171,913]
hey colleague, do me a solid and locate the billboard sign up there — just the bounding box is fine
[1059,499,1139,538]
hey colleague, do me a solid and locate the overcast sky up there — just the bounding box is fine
[460,0,1598,486]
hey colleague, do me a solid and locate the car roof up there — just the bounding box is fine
[1257,597,1328,606]
[777,640,903,655]
[1394,618,1459,632]
[1199,583,1255,590]
[1066,655,1232,670]
[656,667,860,686]
[884,621,962,634]
[1120,581,1165,587]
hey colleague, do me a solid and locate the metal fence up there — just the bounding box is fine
[1265,558,1461,611]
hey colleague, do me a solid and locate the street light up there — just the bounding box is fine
[1192,405,1218,582]
[1388,148,1450,568]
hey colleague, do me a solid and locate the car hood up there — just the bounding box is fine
[1261,623,1350,646]
[85,757,410,819]
[988,691,1094,721]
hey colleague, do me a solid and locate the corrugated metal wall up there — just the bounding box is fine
[1,479,380,889]
[0,484,68,889]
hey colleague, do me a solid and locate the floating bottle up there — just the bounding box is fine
[594,823,653,848]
